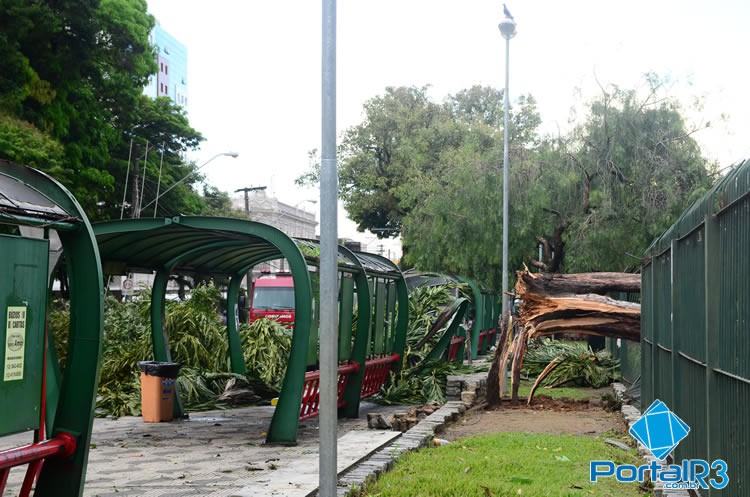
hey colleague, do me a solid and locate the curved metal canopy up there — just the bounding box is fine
[93,216,315,444]
[96,217,299,276]
[353,250,403,279]
[403,270,459,290]
[90,216,410,444]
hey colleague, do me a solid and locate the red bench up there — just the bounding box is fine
[360,354,400,399]
[447,335,465,361]
[298,353,400,420]
[299,362,360,420]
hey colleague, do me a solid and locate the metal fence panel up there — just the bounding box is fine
[641,160,750,497]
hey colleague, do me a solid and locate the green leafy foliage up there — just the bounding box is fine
[0,0,239,219]
[48,283,284,417]
[405,284,455,355]
[377,284,483,405]
[299,78,713,285]
[523,339,620,389]
[239,318,292,390]
[378,360,473,406]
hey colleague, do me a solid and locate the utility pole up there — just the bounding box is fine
[234,186,267,219]
[319,0,338,494]
[235,186,267,294]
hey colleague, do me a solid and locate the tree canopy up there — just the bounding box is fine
[299,79,714,287]
[0,0,221,219]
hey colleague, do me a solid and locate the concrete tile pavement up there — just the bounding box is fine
[1,402,405,497]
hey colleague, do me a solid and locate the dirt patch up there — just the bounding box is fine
[443,400,626,440]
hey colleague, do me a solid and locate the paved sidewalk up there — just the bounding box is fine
[1,402,404,497]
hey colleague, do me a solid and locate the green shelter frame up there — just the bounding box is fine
[454,277,500,358]
[0,161,104,497]
[92,217,409,444]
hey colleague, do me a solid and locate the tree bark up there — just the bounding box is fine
[516,269,640,342]
[517,270,640,295]
[486,310,511,407]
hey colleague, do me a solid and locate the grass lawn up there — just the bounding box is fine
[362,432,646,497]
[514,379,599,401]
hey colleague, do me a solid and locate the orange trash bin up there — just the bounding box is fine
[138,361,181,422]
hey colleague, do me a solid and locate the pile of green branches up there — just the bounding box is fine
[49,283,285,417]
[522,339,620,389]
[239,317,292,390]
[377,283,482,405]
[378,360,478,405]
[405,284,456,361]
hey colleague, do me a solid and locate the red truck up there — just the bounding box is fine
[249,273,295,327]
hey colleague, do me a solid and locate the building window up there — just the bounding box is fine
[160,62,163,72]
[164,65,168,75]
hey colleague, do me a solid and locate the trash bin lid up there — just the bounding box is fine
[137,361,181,378]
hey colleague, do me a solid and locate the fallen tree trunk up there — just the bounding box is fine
[486,268,641,405]
[518,271,640,295]
[485,310,512,408]
[519,293,640,342]
[516,269,640,342]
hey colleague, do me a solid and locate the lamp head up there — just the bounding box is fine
[498,17,517,39]
[225,152,240,158]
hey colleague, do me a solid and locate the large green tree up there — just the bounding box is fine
[297,85,539,237]
[301,80,713,287]
[519,81,714,274]
[0,0,210,218]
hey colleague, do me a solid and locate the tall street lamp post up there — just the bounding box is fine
[498,7,516,316]
[319,0,338,495]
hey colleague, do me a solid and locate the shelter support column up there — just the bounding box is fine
[342,272,372,418]
[150,269,172,362]
[227,273,248,374]
[391,277,409,375]
[149,268,184,418]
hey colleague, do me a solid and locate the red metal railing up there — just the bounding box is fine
[299,362,360,421]
[360,354,400,399]
[447,335,465,361]
[0,434,77,497]
[0,324,77,497]
[477,330,488,351]
[485,327,498,348]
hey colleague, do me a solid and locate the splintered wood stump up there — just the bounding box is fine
[515,269,640,342]
[486,268,641,405]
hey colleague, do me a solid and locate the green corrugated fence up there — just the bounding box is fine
[641,159,750,497]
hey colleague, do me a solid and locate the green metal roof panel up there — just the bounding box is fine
[94,217,290,275]
[0,160,84,226]
[352,251,402,278]
[294,238,363,270]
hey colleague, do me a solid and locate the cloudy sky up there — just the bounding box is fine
[147,0,750,256]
